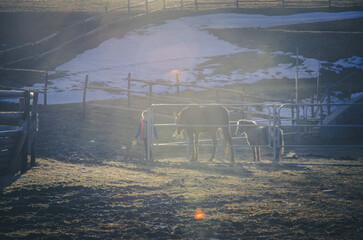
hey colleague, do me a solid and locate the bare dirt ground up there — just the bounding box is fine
[0,99,362,239]
[0,154,362,239]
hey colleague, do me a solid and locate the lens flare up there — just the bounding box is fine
[194,208,206,220]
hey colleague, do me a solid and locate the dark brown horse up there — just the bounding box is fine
[173,105,234,162]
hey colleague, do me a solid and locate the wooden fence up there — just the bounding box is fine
[0,0,361,69]
[82,73,291,119]
[0,68,49,105]
[0,90,39,175]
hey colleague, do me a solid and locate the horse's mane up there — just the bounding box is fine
[238,119,258,125]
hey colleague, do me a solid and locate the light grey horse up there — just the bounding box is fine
[235,119,284,162]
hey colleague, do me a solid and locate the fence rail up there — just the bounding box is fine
[146,103,363,162]
[81,73,293,119]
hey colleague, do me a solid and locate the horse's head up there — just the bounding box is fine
[173,111,184,138]
[235,119,257,136]
[235,120,244,136]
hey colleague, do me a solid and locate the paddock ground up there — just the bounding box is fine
[1,154,362,239]
[1,5,363,238]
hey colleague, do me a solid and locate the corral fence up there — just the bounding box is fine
[1,0,362,69]
[144,103,363,163]
[0,90,39,175]
[82,73,289,118]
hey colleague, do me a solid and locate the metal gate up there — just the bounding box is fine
[145,103,363,163]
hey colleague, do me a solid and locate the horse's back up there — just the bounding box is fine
[181,105,230,125]
[203,105,230,124]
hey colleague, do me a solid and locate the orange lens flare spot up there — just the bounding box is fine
[194,208,206,220]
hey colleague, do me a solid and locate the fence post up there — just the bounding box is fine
[44,71,48,106]
[21,91,30,173]
[328,0,331,8]
[296,104,301,144]
[175,71,180,96]
[195,0,198,11]
[272,105,277,164]
[146,107,152,161]
[149,83,153,106]
[291,99,295,125]
[145,0,149,13]
[311,95,314,117]
[163,0,166,10]
[282,0,285,8]
[127,73,131,107]
[216,90,219,103]
[236,0,239,8]
[82,75,88,119]
[180,0,183,10]
[30,92,38,167]
[295,48,299,105]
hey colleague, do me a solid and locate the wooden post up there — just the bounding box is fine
[21,91,30,174]
[311,95,314,117]
[149,83,153,106]
[163,0,166,10]
[296,105,301,144]
[44,71,48,106]
[295,48,299,104]
[195,0,198,11]
[30,92,38,167]
[127,73,131,107]
[176,71,180,96]
[180,0,183,10]
[317,49,320,102]
[145,0,149,13]
[216,90,219,103]
[82,75,88,119]
[236,0,239,8]
[291,99,295,125]
[282,0,285,8]
[328,0,331,8]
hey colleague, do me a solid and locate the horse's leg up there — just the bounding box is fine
[257,147,261,161]
[222,127,234,163]
[252,147,257,161]
[245,135,254,161]
[278,128,284,162]
[195,132,200,161]
[209,133,217,162]
[188,132,196,161]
